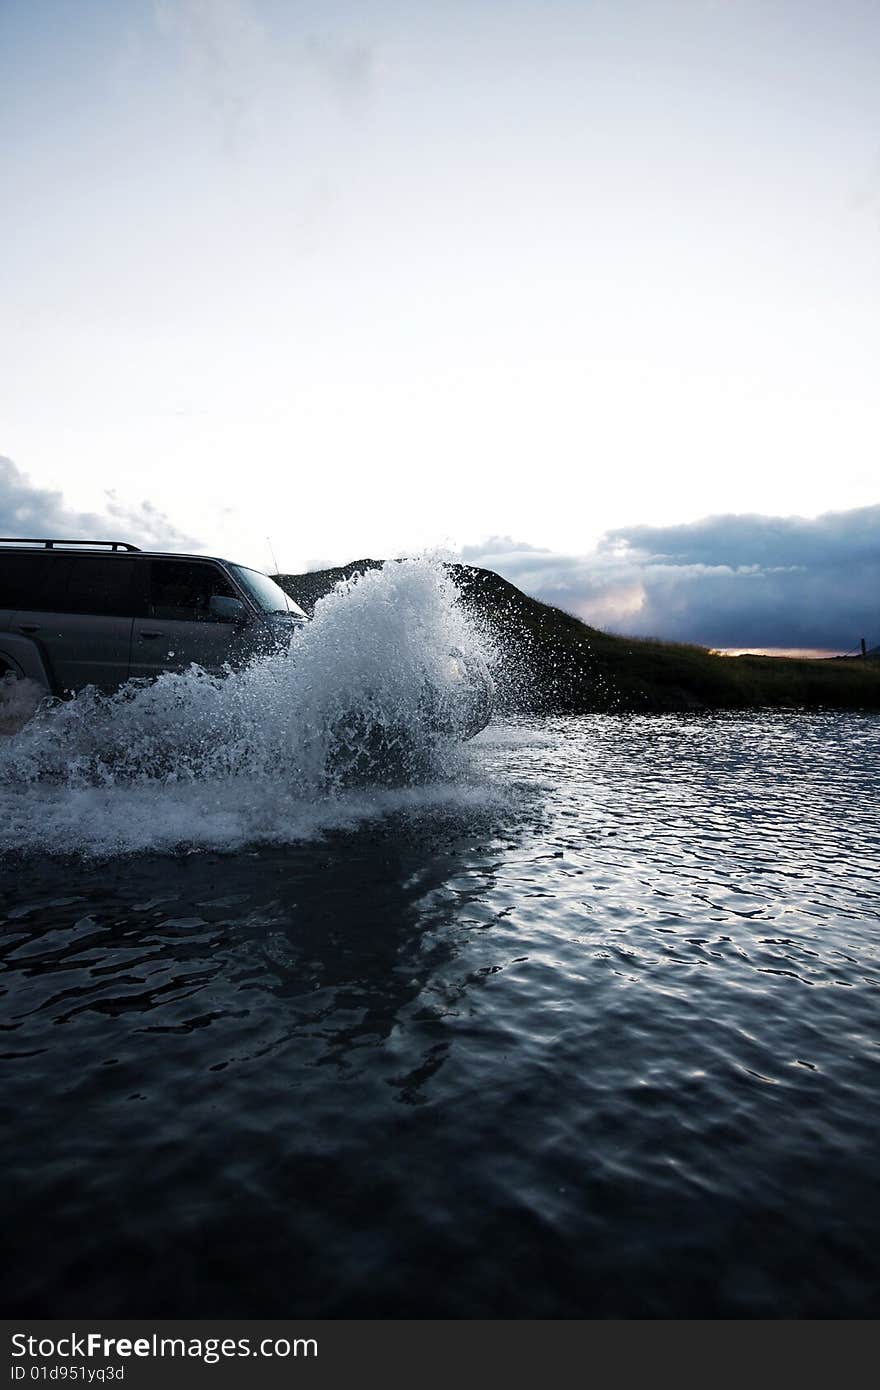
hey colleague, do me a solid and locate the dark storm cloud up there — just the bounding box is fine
[462,505,880,650]
[608,510,880,570]
[0,455,199,552]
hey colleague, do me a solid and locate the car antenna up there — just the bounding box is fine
[266,536,292,613]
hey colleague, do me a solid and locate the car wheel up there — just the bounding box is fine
[0,663,46,734]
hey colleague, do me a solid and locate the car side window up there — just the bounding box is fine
[5,554,140,617]
[149,561,237,622]
[0,552,51,609]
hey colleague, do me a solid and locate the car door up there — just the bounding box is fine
[130,558,248,679]
[1,550,49,640]
[1,551,46,675]
[9,553,139,694]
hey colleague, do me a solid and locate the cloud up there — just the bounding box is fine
[304,32,375,110]
[154,0,269,145]
[461,505,880,650]
[154,0,376,146]
[0,455,201,553]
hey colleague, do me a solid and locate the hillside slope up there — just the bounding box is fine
[275,560,880,714]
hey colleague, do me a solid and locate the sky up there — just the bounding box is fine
[1,0,878,649]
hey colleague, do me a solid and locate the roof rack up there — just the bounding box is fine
[0,538,141,552]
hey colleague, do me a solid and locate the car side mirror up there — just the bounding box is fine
[208,594,248,623]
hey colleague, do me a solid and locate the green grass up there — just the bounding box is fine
[275,560,880,715]
[569,630,880,713]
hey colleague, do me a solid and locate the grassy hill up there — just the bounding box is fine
[274,560,880,714]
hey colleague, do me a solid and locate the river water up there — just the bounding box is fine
[2,709,878,1318]
[1,563,878,1317]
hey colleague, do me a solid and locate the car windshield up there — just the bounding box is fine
[229,565,307,618]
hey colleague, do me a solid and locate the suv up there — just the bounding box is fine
[0,539,495,742]
[0,538,308,697]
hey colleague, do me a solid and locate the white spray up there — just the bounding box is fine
[0,558,497,856]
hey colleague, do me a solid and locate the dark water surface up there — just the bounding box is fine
[2,713,879,1317]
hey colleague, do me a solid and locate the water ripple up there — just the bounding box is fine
[2,711,879,1316]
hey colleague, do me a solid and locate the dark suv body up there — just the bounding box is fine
[0,539,494,744]
[0,540,308,696]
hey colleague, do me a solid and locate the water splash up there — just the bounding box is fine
[0,675,44,736]
[0,558,498,856]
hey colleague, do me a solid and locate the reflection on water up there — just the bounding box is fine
[2,713,879,1317]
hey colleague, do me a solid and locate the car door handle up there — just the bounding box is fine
[139,631,163,640]
[17,624,39,634]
